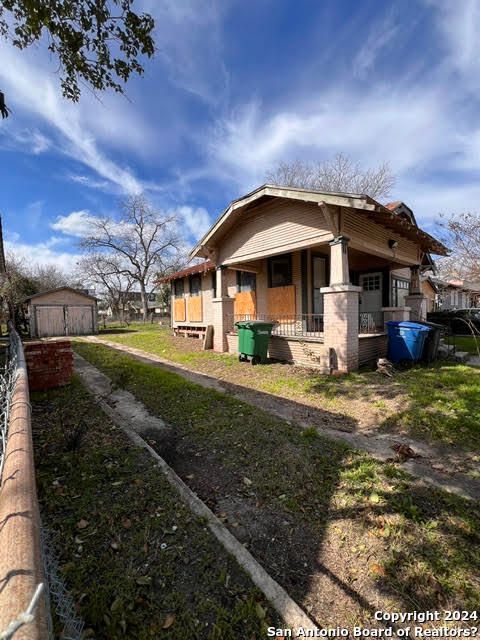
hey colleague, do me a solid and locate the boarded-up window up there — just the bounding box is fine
[267,285,296,318]
[174,298,186,321]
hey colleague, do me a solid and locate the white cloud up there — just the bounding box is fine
[176,205,212,239]
[51,211,97,238]
[206,86,452,191]
[5,238,81,273]
[0,42,147,194]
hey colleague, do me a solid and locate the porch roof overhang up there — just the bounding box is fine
[189,184,449,262]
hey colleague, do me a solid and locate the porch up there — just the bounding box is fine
[214,236,423,372]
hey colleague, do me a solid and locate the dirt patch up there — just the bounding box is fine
[144,426,400,627]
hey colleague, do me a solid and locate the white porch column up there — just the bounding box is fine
[405,265,427,321]
[321,236,361,373]
[212,266,233,352]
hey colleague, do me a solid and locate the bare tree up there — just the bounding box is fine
[266,153,395,200]
[31,263,70,291]
[81,195,182,321]
[76,254,135,324]
[436,212,480,281]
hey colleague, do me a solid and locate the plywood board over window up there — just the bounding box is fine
[174,298,186,322]
[187,296,203,322]
[234,291,256,317]
[267,285,296,320]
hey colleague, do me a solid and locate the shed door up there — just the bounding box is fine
[66,306,94,335]
[35,306,66,337]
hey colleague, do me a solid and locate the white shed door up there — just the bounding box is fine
[35,306,66,337]
[67,306,94,335]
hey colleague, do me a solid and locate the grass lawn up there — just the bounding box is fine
[32,378,276,639]
[74,341,480,626]
[94,324,480,454]
[445,335,480,354]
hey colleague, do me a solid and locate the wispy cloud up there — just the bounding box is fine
[353,12,399,78]
[142,0,229,106]
[427,0,480,80]
[0,42,148,194]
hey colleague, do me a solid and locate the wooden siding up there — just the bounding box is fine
[30,289,95,306]
[66,306,94,335]
[218,199,332,264]
[174,298,186,322]
[187,296,203,322]
[35,306,65,337]
[267,285,296,318]
[343,209,420,264]
[234,291,256,317]
[358,335,387,366]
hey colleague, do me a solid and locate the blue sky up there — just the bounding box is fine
[0,0,479,271]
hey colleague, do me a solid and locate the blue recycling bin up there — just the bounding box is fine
[386,321,431,363]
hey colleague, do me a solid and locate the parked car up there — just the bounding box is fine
[427,308,480,334]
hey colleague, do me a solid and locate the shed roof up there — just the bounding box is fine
[158,260,215,283]
[24,286,99,302]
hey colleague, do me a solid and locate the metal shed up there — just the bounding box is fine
[25,287,99,338]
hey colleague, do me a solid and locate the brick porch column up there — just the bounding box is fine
[320,236,361,373]
[405,265,427,321]
[212,266,234,352]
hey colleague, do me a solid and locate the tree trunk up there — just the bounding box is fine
[140,282,148,323]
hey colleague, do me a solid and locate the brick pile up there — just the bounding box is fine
[24,340,74,391]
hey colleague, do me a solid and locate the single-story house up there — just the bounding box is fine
[160,185,448,373]
[432,277,480,310]
[25,287,99,338]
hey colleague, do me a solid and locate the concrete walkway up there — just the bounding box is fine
[467,355,480,367]
[80,336,480,501]
[74,352,317,631]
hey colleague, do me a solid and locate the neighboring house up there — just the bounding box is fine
[25,287,99,338]
[160,185,447,373]
[421,276,438,313]
[103,291,169,319]
[432,278,480,310]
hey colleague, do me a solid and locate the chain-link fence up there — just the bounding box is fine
[0,327,83,640]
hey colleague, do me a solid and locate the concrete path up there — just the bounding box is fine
[74,352,317,631]
[80,336,480,501]
[467,355,480,367]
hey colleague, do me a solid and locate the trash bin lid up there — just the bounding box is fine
[386,321,431,331]
[235,320,276,330]
[414,320,444,329]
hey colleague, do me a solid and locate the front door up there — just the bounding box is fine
[359,272,383,331]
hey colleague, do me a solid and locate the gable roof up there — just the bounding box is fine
[24,286,99,302]
[189,184,448,260]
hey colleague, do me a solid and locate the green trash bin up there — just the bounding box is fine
[235,320,276,365]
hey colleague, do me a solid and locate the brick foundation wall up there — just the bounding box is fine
[24,340,74,391]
